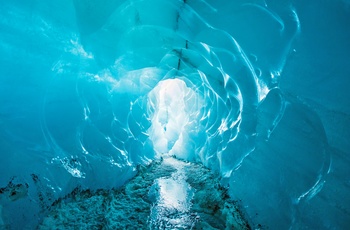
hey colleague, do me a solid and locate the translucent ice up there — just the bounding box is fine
[0,0,349,229]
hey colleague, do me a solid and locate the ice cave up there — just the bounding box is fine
[0,0,350,229]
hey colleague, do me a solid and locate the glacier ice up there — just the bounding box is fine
[0,0,349,229]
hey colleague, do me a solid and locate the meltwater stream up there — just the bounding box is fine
[1,0,350,229]
[39,156,250,229]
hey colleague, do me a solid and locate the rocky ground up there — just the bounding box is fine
[39,157,250,229]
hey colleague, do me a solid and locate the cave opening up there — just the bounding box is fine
[0,0,347,228]
[147,78,204,160]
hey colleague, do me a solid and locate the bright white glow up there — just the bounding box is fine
[218,119,228,134]
[147,78,204,159]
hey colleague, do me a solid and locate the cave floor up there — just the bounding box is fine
[39,157,250,229]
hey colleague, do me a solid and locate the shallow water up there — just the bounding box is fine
[39,157,250,229]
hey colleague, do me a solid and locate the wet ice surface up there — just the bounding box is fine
[39,157,250,229]
[148,158,196,229]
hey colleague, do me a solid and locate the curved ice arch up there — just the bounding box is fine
[0,0,332,229]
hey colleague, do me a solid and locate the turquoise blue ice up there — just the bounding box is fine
[0,0,349,229]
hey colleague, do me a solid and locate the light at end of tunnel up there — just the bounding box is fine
[147,78,204,160]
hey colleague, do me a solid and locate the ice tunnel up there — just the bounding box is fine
[1,0,350,229]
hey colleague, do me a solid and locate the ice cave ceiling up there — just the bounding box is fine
[0,0,350,229]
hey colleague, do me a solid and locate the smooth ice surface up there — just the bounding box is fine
[0,0,349,229]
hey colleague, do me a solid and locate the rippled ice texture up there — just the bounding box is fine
[0,0,349,229]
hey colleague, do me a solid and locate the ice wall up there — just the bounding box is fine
[0,0,349,229]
